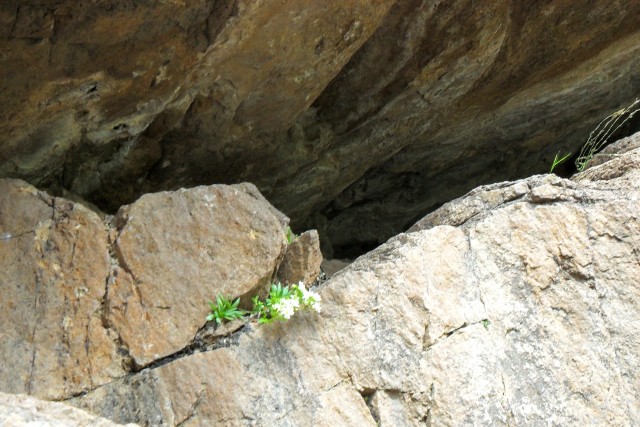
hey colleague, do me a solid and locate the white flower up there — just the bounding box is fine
[272,296,299,319]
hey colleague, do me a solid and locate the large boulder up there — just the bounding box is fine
[108,182,289,367]
[68,135,640,425]
[1,1,640,256]
[0,180,294,399]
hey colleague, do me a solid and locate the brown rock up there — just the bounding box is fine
[2,1,640,258]
[107,183,289,367]
[70,133,640,425]
[276,230,323,286]
[0,179,124,401]
[0,178,294,401]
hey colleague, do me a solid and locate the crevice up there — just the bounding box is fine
[424,318,490,351]
[500,372,515,426]
[175,386,205,427]
[140,322,250,372]
[59,320,252,403]
[27,252,49,394]
[323,377,349,393]
[25,201,57,394]
[358,388,379,425]
[0,229,36,241]
[84,320,94,389]
[99,218,134,372]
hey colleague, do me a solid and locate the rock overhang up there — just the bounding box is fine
[1,1,640,257]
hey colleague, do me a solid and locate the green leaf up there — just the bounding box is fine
[550,151,571,174]
[285,226,297,244]
[207,294,248,324]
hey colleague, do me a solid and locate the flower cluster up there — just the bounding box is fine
[208,282,322,326]
[294,282,322,313]
[251,282,322,324]
[272,296,299,319]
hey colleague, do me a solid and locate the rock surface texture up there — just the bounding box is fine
[276,230,323,286]
[0,392,138,427]
[0,180,304,399]
[56,135,640,425]
[2,1,640,256]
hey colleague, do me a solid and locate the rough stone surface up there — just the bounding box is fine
[69,139,640,425]
[2,1,640,256]
[0,392,138,427]
[0,179,125,401]
[108,182,289,367]
[321,258,352,279]
[276,230,323,286]
[0,179,292,399]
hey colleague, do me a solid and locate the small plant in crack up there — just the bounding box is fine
[576,98,640,171]
[207,295,246,324]
[252,282,322,324]
[206,282,321,326]
[549,151,571,173]
[285,226,298,244]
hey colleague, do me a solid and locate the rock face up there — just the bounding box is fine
[109,183,288,367]
[0,180,303,399]
[0,179,125,400]
[2,1,640,256]
[63,135,640,425]
[0,392,138,427]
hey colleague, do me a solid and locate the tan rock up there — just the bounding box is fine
[71,134,640,425]
[0,392,138,427]
[0,179,125,401]
[107,183,289,367]
[276,230,323,286]
[321,258,352,279]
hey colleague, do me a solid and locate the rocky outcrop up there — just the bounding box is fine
[0,180,317,400]
[0,392,138,427]
[2,1,640,256]
[58,135,640,425]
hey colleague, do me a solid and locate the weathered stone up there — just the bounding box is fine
[0,179,125,401]
[107,183,289,368]
[276,230,323,286]
[0,178,294,401]
[0,392,138,427]
[70,134,640,425]
[321,258,352,279]
[2,1,640,257]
